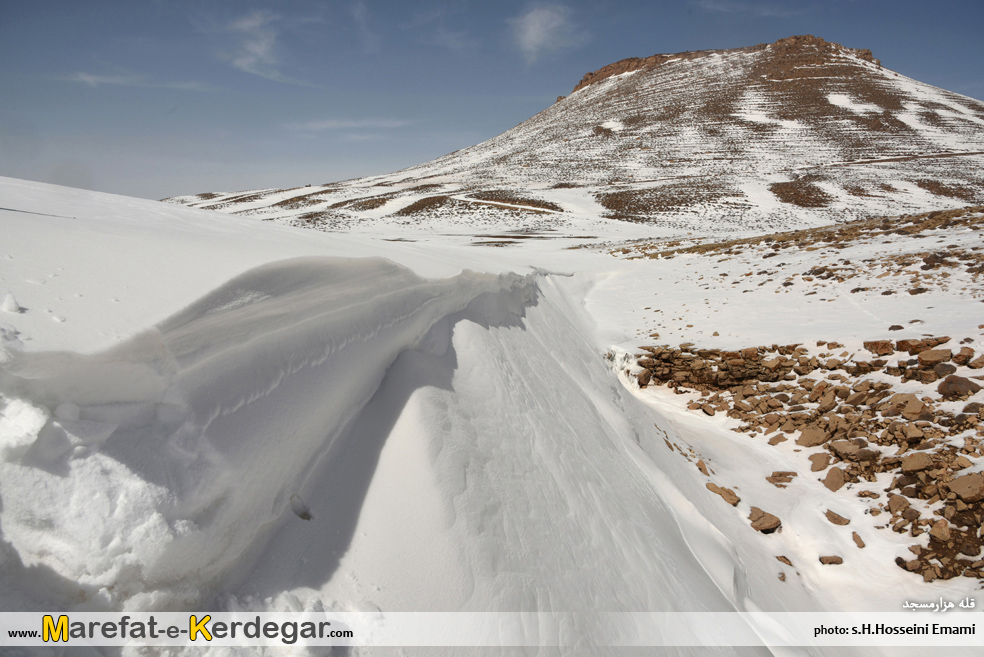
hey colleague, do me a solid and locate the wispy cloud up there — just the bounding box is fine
[285,118,414,132]
[64,72,213,91]
[351,1,380,53]
[227,10,283,79]
[510,5,588,64]
[693,0,803,18]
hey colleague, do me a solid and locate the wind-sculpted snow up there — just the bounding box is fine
[0,257,536,609]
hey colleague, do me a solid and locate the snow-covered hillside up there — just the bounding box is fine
[3,175,984,655]
[167,35,984,235]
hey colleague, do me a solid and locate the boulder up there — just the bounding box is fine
[852,532,865,548]
[888,494,910,515]
[953,347,975,366]
[901,452,934,473]
[825,510,850,525]
[938,375,982,400]
[819,556,843,565]
[823,467,846,492]
[796,424,829,447]
[809,453,830,472]
[917,349,951,366]
[948,472,984,503]
[863,340,894,356]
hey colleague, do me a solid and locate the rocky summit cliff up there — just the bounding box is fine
[168,35,984,236]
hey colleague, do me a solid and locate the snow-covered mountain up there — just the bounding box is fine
[167,35,984,234]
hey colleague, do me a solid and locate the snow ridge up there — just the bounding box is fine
[0,257,536,609]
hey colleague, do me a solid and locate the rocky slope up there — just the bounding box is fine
[166,35,984,236]
[625,205,984,584]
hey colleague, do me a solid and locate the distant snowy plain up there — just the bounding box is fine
[1,176,981,656]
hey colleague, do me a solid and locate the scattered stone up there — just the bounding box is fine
[696,459,709,476]
[825,510,850,525]
[852,532,865,548]
[888,494,910,515]
[819,556,843,565]
[776,555,793,566]
[749,507,782,533]
[929,519,952,542]
[823,467,846,492]
[888,325,904,331]
[797,425,829,447]
[901,452,934,473]
[809,453,830,472]
[706,482,740,506]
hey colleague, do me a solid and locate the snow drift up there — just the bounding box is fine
[0,257,537,610]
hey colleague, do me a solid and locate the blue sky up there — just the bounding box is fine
[2,0,982,199]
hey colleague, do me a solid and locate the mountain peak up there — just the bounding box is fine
[572,35,880,94]
[169,35,984,235]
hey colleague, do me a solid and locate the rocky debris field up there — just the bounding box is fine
[633,333,984,582]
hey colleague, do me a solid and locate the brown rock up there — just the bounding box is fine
[969,355,984,370]
[696,459,709,476]
[901,452,934,473]
[952,455,973,470]
[852,532,865,548]
[797,424,829,447]
[749,507,781,533]
[901,399,925,421]
[706,482,740,506]
[929,519,951,542]
[948,472,984,503]
[823,467,846,492]
[809,453,830,472]
[887,494,910,515]
[896,339,929,355]
[917,349,951,366]
[819,556,843,565]
[863,340,894,356]
[953,347,975,366]
[776,555,793,566]
[825,509,850,525]
[830,439,880,462]
[937,375,982,400]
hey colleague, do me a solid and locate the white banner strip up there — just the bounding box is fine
[1,611,981,647]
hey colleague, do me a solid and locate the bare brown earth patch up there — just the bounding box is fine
[393,195,455,216]
[769,179,833,208]
[467,190,564,212]
[914,179,979,202]
[598,184,734,221]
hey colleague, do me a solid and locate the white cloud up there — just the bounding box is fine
[227,10,304,83]
[64,72,212,91]
[351,1,380,53]
[510,5,588,64]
